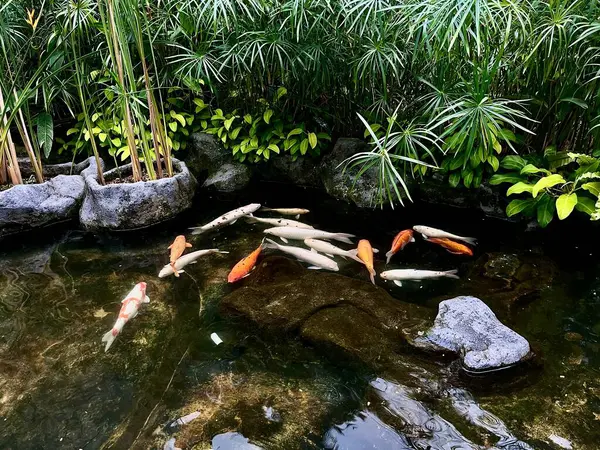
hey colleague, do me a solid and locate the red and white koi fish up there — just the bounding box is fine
[385,229,415,264]
[101,282,150,352]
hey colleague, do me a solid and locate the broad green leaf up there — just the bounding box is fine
[575,196,596,216]
[287,128,303,138]
[500,155,527,170]
[556,193,578,220]
[532,174,565,197]
[521,164,551,176]
[488,155,500,172]
[308,132,317,149]
[492,137,502,154]
[559,97,588,109]
[268,144,280,154]
[37,112,54,158]
[67,128,79,136]
[582,182,600,197]
[489,173,526,185]
[264,148,270,159]
[244,114,252,124]
[91,112,100,122]
[263,109,273,124]
[230,127,242,140]
[250,136,258,148]
[224,117,235,131]
[448,172,460,187]
[462,169,473,188]
[98,133,107,143]
[170,111,186,127]
[507,182,534,196]
[169,121,177,132]
[536,194,555,228]
[111,138,122,147]
[506,198,536,217]
[300,138,309,155]
[275,86,287,101]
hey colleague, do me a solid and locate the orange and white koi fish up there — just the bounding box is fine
[385,230,415,264]
[228,241,264,283]
[427,238,474,256]
[357,239,376,285]
[101,282,150,352]
[168,235,192,277]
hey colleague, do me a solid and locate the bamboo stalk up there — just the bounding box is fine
[0,86,22,185]
[0,150,7,184]
[16,101,43,183]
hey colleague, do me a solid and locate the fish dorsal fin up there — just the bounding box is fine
[326,254,335,258]
[280,237,289,244]
[295,214,300,219]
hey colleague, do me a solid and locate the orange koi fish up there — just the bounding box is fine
[357,239,376,285]
[228,241,264,283]
[427,238,473,256]
[385,229,415,264]
[168,235,192,277]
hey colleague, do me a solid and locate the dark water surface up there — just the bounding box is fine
[1,182,599,449]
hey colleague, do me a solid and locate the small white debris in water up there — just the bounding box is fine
[560,375,565,378]
[210,333,223,345]
[367,401,370,406]
[59,438,63,442]
[548,434,573,449]
[170,411,201,428]
[417,331,424,336]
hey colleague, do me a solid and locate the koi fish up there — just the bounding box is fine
[168,235,192,277]
[190,203,261,235]
[264,239,339,271]
[357,239,376,285]
[303,238,363,263]
[413,225,477,246]
[158,249,229,278]
[245,214,313,229]
[228,241,264,283]
[385,230,415,264]
[101,282,150,352]
[261,207,309,217]
[427,237,473,256]
[380,269,459,287]
[264,226,355,244]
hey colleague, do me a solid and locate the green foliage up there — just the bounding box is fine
[490,150,600,227]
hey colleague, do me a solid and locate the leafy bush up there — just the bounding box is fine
[490,150,600,227]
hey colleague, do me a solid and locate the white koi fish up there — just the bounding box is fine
[265,239,339,271]
[413,225,477,246]
[264,226,355,244]
[102,282,150,352]
[158,249,229,278]
[190,203,261,235]
[303,238,363,263]
[261,207,309,218]
[245,214,313,229]
[380,269,459,287]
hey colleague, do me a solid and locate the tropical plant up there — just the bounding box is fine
[490,149,600,227]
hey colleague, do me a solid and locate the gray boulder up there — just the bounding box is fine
[0,157,93,237]
[414,296,531,371]
[186,133,252,192]
[263,153,323,188]
[80,158,197,231]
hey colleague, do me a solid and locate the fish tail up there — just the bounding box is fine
[347,252,364,264]
[335,233,355,244]
[261,207,273,212]
[171,262,180,277]
[444,269,460,279]
[385,251,394,264]
[245,213,258,223]
[462,237,477,246]
[263,238,279,250]
[369,269,376,285]
[189,227,205,235]
[102,329,117,352]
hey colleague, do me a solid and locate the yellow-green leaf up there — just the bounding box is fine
[67,128,79,136]
[575,196,596,215]
[521,164,551,176]
[169,122,177,132]
[224,117,235,131]
[506,198,535,217]
[556,193,577,220]
[230,127,242,140]
[244,114,252,124]
[263,109,273,124]
[532,174,565,198]
[111,138,121,147]
[507,182,534,196]
[98,133,108,143]
[300,138,309,155]
[268,143,280,154]
[308,132,317,149]
[287,128,303,139]
[582,182,600,197]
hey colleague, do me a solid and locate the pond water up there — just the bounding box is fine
[1,182,599,449]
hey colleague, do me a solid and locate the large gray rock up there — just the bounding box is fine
[414,296,531,371]
[263,153,323,188]
[186,133,252,192]
[0,157,93,237]
[80,158,197,231]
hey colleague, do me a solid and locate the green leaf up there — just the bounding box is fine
[287,128,303,138]
[507,182,534,196]
[263,109,273,124]
[275,86,287,101]
[448,172,460,187]
[521,164,551,176]
[66,128,79,136]
[300,138,309,155]
[224,117,235,131]
[462,168,473,188]
[575,196,596,216]
[230,127,242,140]
[536,194,555,228]
[111,138,122,147]
[308,132,317,149]
[489,173,526,185]
[91,112,100,122]
[506,198,536,217]
[501,155,527,171]
[169,122,177,132]
[488,155,500,172]
[169,111,186,127]
[268,143,280,154]
[581,182,600,197]
[559,97,588,109]
[98,133,108,143]
[244,114,252,124]
[556,193,578,220]
[531,174,566,197]
[37,112,54,158]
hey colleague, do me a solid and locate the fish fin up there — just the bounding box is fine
[310,248,318,253]
[340,255,347,260]
[261,207,273,212]
[347,248,358,256]
[280,237,289,244]
[231,219,237,224]
[326,254,335,258]
[447,250,463,255]
[186,243,193,248]
[421,234,429,240]
[444,269,460,279]
[385,251,393,265]
[369,271,376,285]
[335,235,354,245]
[295,214,300,219]
[144,295,150,303]
[393,280,403,287]
[102,330,117,352]
[168,244,173,249]
[189,227,204,235]
[242,273,252,279]
[307,266,322,270]
[410,237,416,243]
[174,269,180,277]
[372,248,380,253]
[217,251,230,254]
[462,237,477,246]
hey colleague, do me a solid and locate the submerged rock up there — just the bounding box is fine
[186,133,252,192]
[0,157,94,237]
[221,256,432,369]
[80,158,197,230]
[212,432,262,449]
[414,296,531,371]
